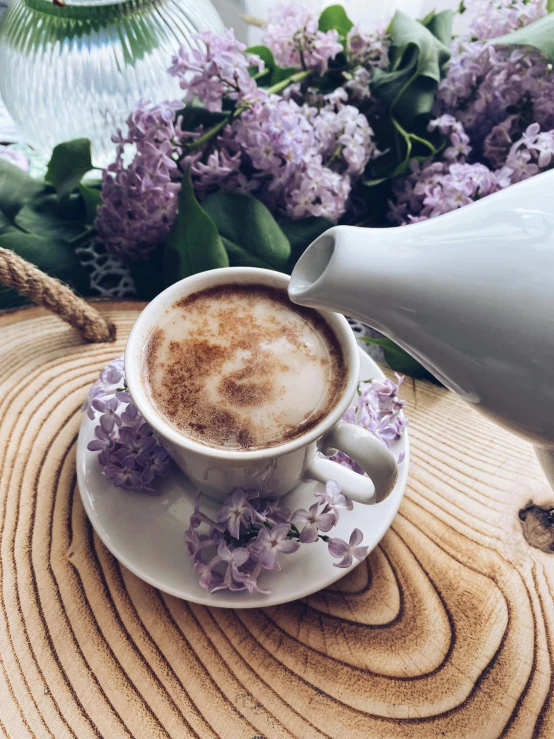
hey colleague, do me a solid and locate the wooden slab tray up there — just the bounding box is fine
[0,302,553,739]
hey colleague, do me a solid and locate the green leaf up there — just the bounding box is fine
[78,184,103,224]
[45,139,93,197]
[372,10,451,124]
[163,171,228,286]
[279,216,333,273]
[0,159,43,221]
[246,45,298,86]
[492,13,554,60]
[0,231,90,309]
[220,237,278,269]
[202,192,291,270]
[362,176,389,187]
[0,210,19,236]
[318,5,353,36]
[548,0,554,14]
[422,9,454,47]
[360,337,436,381]
[14,192,87,241]
[246,45,275,70]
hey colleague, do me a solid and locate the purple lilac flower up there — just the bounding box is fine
[185,528,217,558]
[216,489,257,538]
[483,115,519,169]
[250,524,300,569]
[347,23,390,68]
[328,528,369,568]
[121,403,142,428]
[92,397,121,434]
[190,492,225,531]
[329,375,407,473]
[344,24,390,100]
[314,479,354,513]
[136,446,171,483]
[169,30,264,112]
[435,0,551,165]
[210,541,250,593]
[466,0,546,40]
[264,4,342,73]
[389,158,500,224]
[81,380,107,420]
[369,376,406,411]
[186,471,382,595]
[503,123,554,180]
[312,93,379,176]
[84,357,172,494]
[390,0,551,228]
[187,85,376,222]
[100,358,125,385]
[118,426,157,459]
[256,499,292,525]
[234,562,272,595]
[104,455,142,490]
[95,100,183,260]
[116,24,382,225]
[194,552,226,592]
[291,502,336,543]
[87,426,115,454]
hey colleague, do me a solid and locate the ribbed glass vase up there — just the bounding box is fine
[0,0,224,165]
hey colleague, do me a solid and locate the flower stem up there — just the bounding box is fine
[69,227,95,247]
[266,69,312,95]
[185,115,230,151]
[183,69,312,154]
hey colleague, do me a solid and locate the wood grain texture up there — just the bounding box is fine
[0,301,553,739]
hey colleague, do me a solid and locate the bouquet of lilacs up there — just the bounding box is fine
[4,0,553,376]
[90,0,554,265]
[83,360,406,594]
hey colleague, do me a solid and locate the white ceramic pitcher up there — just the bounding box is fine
[288,169,554,488]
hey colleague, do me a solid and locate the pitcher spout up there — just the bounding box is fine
[288,225,401,334]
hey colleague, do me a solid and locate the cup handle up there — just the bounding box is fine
[304,422,398,505]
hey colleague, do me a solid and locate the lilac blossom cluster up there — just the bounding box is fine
[388,0,554,224]
[82,358,171,493]
[187,481,368,594]
[330,375,407,473]
[170,28,381,221]
[95,3,390,259]
[168,29,264,112]
[344,24,390,100]
[95,101,184,260]
[264,4,343,72]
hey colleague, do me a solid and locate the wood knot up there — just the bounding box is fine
[519,504,554,552]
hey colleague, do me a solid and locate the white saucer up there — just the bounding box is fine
[76,349,409,608]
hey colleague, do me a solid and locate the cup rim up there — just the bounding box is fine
[125,267,360,461]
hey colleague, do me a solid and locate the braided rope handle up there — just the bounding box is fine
[0,248,116,343]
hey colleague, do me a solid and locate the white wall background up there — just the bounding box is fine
[211,0,464,44]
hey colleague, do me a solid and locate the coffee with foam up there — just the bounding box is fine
[142,284,346,450]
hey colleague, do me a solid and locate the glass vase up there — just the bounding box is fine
[0,0,224,165]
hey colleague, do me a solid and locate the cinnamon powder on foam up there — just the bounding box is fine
[143,284,346,450]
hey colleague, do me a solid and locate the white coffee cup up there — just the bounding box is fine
[125,267,397,504]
